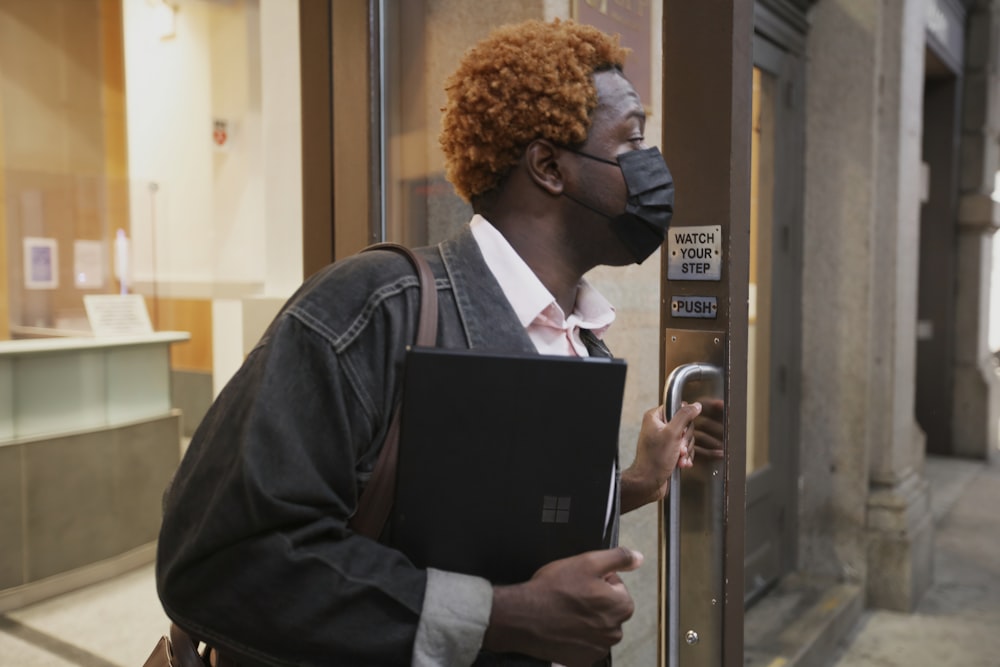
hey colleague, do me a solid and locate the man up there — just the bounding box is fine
[157,18,701,667]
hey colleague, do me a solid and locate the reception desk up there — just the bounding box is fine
[0,332,189,611]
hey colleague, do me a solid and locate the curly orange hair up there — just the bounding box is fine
[439,19,628,202]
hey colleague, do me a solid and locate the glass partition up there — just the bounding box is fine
[4,171,166,336]
[1,0,302,432]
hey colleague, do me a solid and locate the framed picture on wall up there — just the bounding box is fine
[23,237,59,290]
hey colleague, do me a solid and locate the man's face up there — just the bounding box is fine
[564,70,648,265]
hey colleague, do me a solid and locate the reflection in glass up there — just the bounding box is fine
[748,67,775,476]
[382,2,473,247]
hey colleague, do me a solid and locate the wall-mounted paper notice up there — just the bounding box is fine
[23,237,58,289]
[74,240,105,289]
[83,294,153,337]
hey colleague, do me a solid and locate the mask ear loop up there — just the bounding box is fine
[562,146,621,167]
[559,146,622,217]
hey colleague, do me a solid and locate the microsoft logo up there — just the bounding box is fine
[541,496,571,524]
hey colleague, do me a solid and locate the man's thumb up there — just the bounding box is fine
[592,547,644,575]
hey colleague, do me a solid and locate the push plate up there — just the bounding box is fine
[661,329,726,667]
[667,225,722,280]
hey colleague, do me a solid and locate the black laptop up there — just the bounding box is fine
[390,346,627,585]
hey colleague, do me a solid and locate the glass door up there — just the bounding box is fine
[745,34,803,604]
[359,3,669,665]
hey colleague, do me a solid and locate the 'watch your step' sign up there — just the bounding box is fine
[667,225,722,280]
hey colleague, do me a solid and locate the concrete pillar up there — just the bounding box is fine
[800,0,880,585]
[954,1,1000,462]
[864,0,933,612]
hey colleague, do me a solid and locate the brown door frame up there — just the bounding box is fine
[660,1,752,664]
[299,0,374,276]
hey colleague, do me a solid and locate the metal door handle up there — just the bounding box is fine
[663,363,723,667]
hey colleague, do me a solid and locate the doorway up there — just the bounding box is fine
[916,47,961,456]
[745,33,804,604]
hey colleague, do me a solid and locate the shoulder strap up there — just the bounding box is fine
[349,243,438,539]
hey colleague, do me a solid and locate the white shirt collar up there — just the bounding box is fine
[469,214,615,337]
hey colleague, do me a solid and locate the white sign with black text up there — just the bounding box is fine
[84,294,153,337]
[667,225,722,280]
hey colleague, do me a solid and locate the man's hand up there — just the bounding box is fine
[483,547,643,666]
[620,402,701,513]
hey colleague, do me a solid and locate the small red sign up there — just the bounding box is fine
[213,120,228,148]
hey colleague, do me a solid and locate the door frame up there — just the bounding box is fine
[299,0,375,275]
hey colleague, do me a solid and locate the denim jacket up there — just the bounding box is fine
[156,225,615,666]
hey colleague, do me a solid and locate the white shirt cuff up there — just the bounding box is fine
[412,568,493,667]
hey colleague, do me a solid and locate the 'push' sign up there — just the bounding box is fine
[667,225,722,281]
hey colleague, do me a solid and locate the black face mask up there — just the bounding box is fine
[563,146,675,264]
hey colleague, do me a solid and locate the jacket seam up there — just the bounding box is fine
[438,240,475,348]
[287,275,421,354]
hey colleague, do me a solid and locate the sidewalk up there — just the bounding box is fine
[828,456,1000,667]
[0,456,996,666]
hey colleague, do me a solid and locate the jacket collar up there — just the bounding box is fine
[438,225,537,353]
[437,225,613,359]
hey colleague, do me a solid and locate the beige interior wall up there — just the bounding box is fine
[0,2,104,173]
[0,0,109,330]
[100,0,130,241]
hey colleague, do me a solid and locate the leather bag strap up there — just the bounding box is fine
[349,243,438,539]
[166,623,209,667]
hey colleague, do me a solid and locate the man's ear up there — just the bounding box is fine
[523,139,564,196]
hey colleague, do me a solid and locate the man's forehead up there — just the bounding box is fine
[594,70,644,115]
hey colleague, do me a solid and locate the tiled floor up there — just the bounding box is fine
[0,564,168,667]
